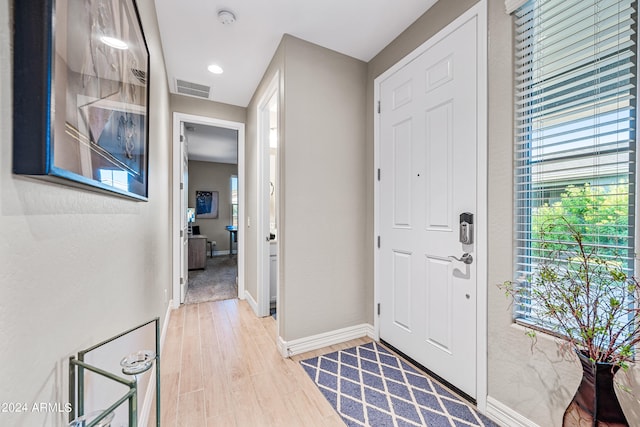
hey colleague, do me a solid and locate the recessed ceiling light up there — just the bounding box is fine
[208,64,224,74]
[217,10,236,25]
[100,36,128,50]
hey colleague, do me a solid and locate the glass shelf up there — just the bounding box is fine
[120,350,156,375]
[68,410,114,427]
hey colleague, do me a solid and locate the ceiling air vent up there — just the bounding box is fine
[176,79,211,99]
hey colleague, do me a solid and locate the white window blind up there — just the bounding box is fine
[506,0,528,14]
[514,0,637,323]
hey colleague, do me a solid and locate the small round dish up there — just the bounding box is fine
[120,350,156,375]
[68,410,114,427]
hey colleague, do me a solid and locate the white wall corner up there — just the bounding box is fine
[245,290,258,315]
[237,278,245,300]
[160,300,173,350]
[364,324,376,340]
[278,323,375,358]
[485,396,540,427]
[277,336,289,358]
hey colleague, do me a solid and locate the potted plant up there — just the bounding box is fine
[500,217,640,426]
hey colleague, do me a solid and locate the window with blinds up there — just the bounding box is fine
[231,175,238,227]
[513,0,637,325]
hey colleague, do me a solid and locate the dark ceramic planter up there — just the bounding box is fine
[562,350,629,426]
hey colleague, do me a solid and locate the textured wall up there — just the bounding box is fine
[0,0,172,425]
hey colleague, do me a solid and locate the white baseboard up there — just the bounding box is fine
[245,290,258,316]
[485,396,540,427]
[277,323,376,358]
[160,300,172,349]
[141,301,173,427]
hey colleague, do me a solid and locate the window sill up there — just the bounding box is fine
[511,318,568,342]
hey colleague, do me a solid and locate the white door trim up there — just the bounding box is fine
[256,72,280,318]
[171,112,246,309]
[373,0,487,412]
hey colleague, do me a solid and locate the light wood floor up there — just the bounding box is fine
[151,298,372,427]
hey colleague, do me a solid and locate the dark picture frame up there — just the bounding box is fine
[195,191,219,219]
[13,0,151,200]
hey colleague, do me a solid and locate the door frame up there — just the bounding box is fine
[256,73,280,318]
[373,0,487,412]
[180,121,188,303]
[172,112,246,309]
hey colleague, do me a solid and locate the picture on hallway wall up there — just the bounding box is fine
[12,0,150,200]
[196,191,219,219]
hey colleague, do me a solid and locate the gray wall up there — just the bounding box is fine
[0,0,172,424]
[188,160,238,252]
[171,94,246,124]
[281,36,368,340]
[246,35,368,341]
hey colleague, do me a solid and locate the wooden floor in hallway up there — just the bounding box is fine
[153,298,371,427]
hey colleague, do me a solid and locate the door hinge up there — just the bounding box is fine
[377,168,381,181]
[180,135,184,142]
[377,101,381,114]
[180,230,184,238]
[377,303,381,316]
[377,235,381,248]
[180,277,184,285]
[180,182,184,190]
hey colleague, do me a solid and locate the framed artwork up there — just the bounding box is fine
[196,191,219,219]
[13,0,150,200]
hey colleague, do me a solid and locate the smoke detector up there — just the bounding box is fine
[218,10,236,25]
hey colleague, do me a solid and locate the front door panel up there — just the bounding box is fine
[379,16,478,398]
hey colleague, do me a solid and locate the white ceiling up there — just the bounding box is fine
[154,0,438,107]
[185,123,238,164]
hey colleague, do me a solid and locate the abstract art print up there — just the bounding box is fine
[13,0,150,200]
[196,191,219,219]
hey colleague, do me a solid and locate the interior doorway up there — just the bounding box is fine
[257,74,279,319]
[172,112,245,308]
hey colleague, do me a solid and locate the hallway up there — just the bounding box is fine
[156,299,369,426]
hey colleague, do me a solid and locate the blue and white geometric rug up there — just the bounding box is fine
[300,342,498,427]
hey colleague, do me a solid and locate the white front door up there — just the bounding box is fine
[379,16,478,398]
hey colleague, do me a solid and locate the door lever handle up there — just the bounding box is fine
[449,253,473,265]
